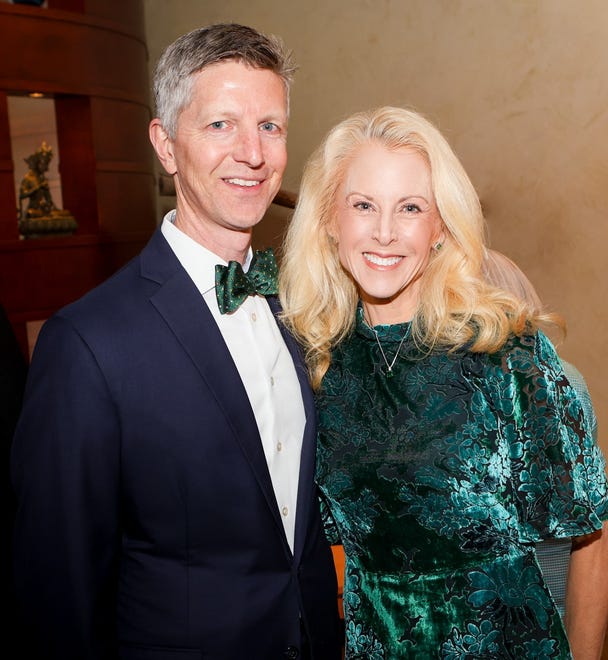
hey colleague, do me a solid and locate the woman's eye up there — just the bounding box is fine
[403,203,421,213]
[354,201,373,211]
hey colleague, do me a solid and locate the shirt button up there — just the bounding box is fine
[251,312,257,322]
[270,376,275,386]
[282,506,289,517]
[277,441,283,452]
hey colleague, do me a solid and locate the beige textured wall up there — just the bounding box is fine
[144,0,608,455]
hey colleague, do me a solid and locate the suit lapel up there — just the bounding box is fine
[140,230,285,536]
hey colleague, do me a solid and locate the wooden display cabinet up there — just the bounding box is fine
[0,0,157,358]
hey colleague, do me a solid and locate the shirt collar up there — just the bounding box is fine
[160,209,253,296]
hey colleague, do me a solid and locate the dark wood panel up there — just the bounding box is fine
[48,0,85,12]
[0,6,149,105]
[90,97,153,162]
[0,92,19,241]
[95,171,157,235]
[82,0,146,41]
[55,95,98,234]
[0,232,150,317]
[0,237,105,317]
[0,93,12,162]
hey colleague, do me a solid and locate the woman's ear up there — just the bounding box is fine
[149,119,177,176]
[433,227,447,251]
[325,216,338,244]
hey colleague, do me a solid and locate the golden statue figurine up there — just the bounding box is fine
[18,141,77,238]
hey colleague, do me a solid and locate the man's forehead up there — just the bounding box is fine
[189,63,288,114]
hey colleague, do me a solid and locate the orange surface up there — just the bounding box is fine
[331,545,345,618]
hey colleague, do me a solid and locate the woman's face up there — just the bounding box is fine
[332,141,444,325]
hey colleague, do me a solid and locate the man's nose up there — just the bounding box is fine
[233,127,264,167]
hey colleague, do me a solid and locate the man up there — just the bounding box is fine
[12,24,341,659]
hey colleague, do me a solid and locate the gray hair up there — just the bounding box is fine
[153,23,296,138]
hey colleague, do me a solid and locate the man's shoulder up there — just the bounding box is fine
[57,228,173,321]
[59,252,143,321]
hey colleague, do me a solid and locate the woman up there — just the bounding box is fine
[280,107,608,658]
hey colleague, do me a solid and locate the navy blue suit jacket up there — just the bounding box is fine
[12,229,341,659]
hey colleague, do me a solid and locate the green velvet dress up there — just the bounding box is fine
[316,308,608,659]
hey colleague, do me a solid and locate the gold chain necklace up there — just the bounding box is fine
[370,323,411,378]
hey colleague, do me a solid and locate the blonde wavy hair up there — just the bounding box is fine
[279,106,543,389]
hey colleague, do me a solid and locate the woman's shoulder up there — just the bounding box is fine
[472,329,564,386]
[487,327,557,359]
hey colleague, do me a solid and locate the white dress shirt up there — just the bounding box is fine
[161,211,305,551]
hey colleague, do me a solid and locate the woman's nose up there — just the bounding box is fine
[372,212,397,245]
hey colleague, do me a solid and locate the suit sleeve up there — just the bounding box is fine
[11,314,121,659]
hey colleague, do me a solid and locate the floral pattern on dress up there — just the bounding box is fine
[316,307,608,659]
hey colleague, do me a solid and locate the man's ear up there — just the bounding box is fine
[149,118,177,175]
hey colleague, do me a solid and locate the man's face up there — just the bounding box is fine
[159,60,288,248]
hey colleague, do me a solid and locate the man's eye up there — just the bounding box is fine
[209,121,227,129]
[261,122,278,132]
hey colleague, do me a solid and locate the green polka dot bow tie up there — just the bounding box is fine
[215,247,279,314]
